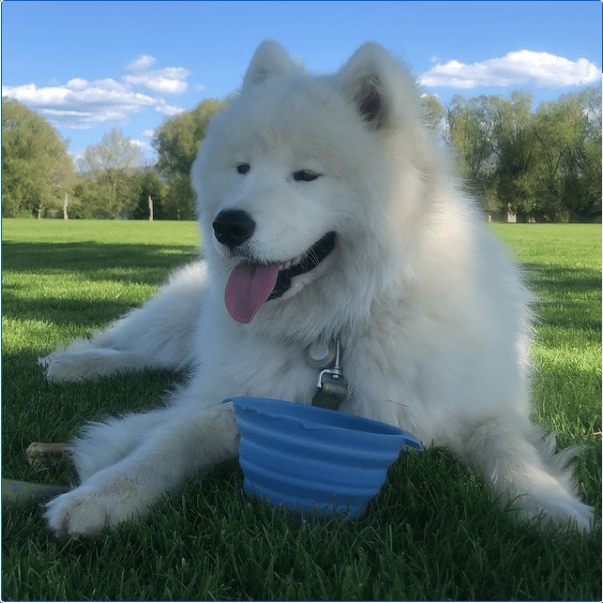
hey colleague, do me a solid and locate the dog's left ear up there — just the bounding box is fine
[242,40,298,90]
[336,43,418,131]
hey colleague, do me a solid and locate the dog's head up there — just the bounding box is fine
[191,41,441,331]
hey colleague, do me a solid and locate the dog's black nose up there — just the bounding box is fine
[212,209,256,250]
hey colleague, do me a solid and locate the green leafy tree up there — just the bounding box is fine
[444,87,601,222]
[446,94,500,210]
[78,128,144,177]
[70,179,107,219]
[131,170,166,220]
[97,168,142,218]
[557,87,602,221]
[153,99,224,219]
[162,173,197,220]
[528,96,582,221]
[490,92,537,221]
[422,93,445,133]
[2,97,74,217]
[563,132,602,222]
[77,129,145,218]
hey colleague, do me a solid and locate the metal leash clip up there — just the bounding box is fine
[305,340,348,410]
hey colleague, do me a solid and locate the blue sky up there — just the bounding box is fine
[1,1,601,163]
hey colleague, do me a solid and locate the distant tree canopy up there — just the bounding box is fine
[70,166,166,220]
[425,86,602,222]
[72,128,150,219]
[3,87,599,222]
[152,99,224,220]
[2,97,75,218]
[77,128,144,178]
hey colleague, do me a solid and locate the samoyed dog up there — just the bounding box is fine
[43,41,593,536]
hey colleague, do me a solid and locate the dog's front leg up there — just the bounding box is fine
[45,402,238,538]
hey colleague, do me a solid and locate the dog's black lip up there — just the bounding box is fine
[267,231,336,301]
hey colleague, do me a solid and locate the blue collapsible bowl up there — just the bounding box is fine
[229,397,422,519]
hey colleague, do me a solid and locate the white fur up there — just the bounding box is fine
[43,41,594,536]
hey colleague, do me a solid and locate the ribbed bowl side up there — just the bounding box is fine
[231,397,422,518]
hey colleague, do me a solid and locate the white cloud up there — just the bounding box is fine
[420,50,601,89]
[155,101,186,117]
[124,54,191,95]
[2,83,69,104]
[123,66,191,95]
[127,54,157,72]
[2,56,193,131]
[142,129,155,138]
[130,138,153,151]
[65,78,89,90]
[2,78,158,129]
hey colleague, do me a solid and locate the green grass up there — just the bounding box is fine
[2,219,601,601]
[493,225,602,441]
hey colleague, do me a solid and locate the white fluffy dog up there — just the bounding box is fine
[43,41,593,536]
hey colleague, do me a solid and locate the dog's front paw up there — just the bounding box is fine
[44,485,136,537]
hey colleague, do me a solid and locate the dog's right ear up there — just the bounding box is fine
[242,40,297,90]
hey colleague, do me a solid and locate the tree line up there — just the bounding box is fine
[2,87,601,222]
[1,97,222,220]
[424,87,601,222]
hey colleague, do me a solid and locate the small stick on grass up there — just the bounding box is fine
[25,442,70,467]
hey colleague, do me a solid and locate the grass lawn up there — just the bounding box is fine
[2,219,601,601]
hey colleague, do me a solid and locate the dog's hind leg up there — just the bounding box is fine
[41,262,208,382]
[457,416,594,531]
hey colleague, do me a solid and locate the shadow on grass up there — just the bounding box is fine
[522,262,602,294]
[2,241,200,284]
[2,241,203,327]
[1,295,146,328]
[521,262,601,332]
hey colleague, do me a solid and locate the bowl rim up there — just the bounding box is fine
[225,396,423,450]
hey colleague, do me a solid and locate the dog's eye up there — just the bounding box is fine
[293,169,321,182]
[237,163,251,175]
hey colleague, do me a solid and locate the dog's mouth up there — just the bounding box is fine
[224,231,336,323]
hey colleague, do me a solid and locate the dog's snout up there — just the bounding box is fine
[212,210,256,250]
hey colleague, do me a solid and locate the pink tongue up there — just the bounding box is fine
[225,260,281,323]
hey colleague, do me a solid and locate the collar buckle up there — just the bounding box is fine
[305,340,348,410]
